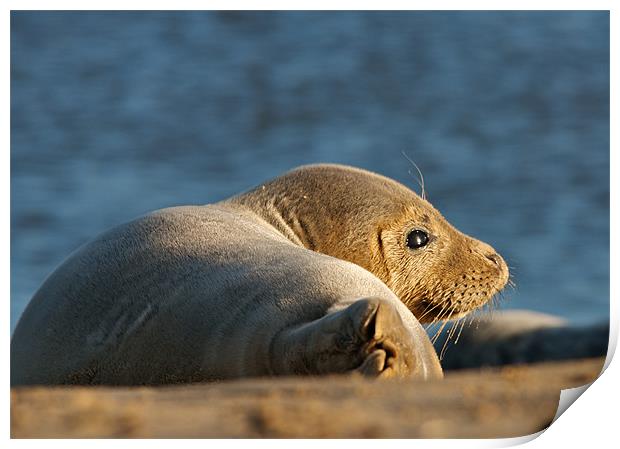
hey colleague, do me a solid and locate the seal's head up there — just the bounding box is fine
[232,164,510,324]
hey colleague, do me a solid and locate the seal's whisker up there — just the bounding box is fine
[439,317,467,360]
[439,321,457,360]
[423,301,450,321]
[500,289,510,302]
[495,294,504,310]
[466,311,475,324]
[418,299,441,318]
[434,303,453,323]
[447,313,462,341]
[430,326,444,345]
[486,298,497,317]
[430,321,444,343]
[489,295,498,312]
[423,311,445,335]
[430,307,454,345]
[454,318,467,344]
[418,297,452,321]
[427,302,450,324]
[401,150,426,200]
[473,311,482,330]
[438,308,459,359]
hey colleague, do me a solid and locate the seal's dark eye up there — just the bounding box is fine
[406,230,429,249]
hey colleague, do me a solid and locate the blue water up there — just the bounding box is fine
[10,11,609,331]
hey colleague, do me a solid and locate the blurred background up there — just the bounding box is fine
[10,11,609,333]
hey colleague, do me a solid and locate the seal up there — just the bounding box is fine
[434,310,609,369]
[11,164,509,385]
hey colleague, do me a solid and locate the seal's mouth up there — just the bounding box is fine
[409,271,510,325]
[409,298,434,322]
[417,283,511,360]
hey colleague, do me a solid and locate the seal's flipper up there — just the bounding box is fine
[270,297,435,379]
[355,298,421,378]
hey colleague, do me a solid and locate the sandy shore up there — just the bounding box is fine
[11,357,604,439]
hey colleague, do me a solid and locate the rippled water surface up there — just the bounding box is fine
[11,12,609,331]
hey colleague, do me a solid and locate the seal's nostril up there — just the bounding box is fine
[486,253,501,267]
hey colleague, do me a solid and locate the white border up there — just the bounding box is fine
[4,2,616,447]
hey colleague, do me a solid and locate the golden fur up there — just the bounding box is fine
[230,164,509,323]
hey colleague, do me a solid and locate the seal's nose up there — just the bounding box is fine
[471,239,508,276]
[476,243,509,287]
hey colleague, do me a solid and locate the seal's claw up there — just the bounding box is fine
[357,349,387,376]
[355,298,417,378]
